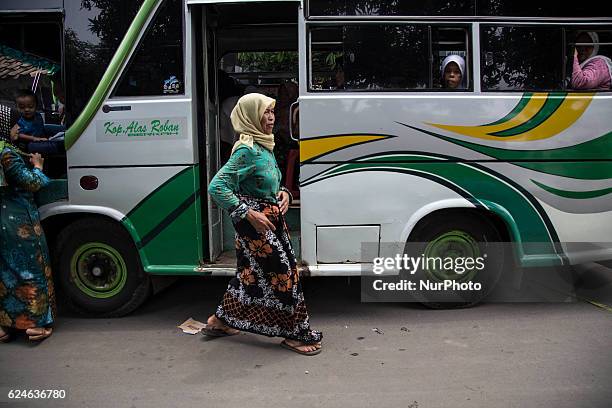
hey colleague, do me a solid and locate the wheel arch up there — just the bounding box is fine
[401,201,517,266]
[39,203,146,268]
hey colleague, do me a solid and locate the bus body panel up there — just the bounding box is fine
[299,170,477,266]
[66,166,190,216]
[66,98,195,168]
[298,94,612,266]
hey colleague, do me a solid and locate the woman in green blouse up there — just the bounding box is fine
[205,93,322,355]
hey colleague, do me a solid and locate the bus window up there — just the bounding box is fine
[480,25,563,91]
[64,0,144,123]
[0,18,62,122]
[477,0,612,17]
[308,0,475,17]
[112,0,184,97]
[432,26,470,89]
[219,51,298,90]
[566,28,612,91]
[309,25,428,91]
[218,51,299,171]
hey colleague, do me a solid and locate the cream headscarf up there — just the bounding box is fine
[230,93,276,155]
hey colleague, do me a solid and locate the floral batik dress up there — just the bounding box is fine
[0,147,55,329]
[207,143,322,344]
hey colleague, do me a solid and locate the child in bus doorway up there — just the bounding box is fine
[441,55,466,89]
[10,90,65,155]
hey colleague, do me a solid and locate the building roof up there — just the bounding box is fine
[0,44,60,80]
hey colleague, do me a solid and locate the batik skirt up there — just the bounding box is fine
[215,195,322,344]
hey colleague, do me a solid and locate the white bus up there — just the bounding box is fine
[1,0,611,314]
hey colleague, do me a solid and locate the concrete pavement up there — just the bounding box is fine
[1,266,611,408]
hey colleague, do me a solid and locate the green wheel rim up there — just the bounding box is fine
[423,230,482,282]
[70,243,127,299]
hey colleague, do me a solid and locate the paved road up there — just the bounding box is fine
[1,264,611,408]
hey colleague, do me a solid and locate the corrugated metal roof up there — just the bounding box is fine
[0,45,59,80]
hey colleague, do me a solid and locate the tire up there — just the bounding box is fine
[405,212,507,309]
[55,218,151,317]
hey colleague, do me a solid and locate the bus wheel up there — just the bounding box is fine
[405,213,506,309]
[55,218,151,317]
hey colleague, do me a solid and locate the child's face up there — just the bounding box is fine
[444,62,462,89]
[16,96,37,120]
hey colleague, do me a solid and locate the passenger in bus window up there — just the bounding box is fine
[571,31,612,90]
[440,55,466,89]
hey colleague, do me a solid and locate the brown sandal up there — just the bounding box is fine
[204,315,239,337]
[201,325,239,337]
[280,340,322,356]
[26,327,53,342]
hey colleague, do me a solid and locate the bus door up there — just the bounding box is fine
[201,6,222,261]
[65,0,204,273]
[189,0,301,262]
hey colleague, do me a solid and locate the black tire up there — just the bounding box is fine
[54,218,151,317]
[405,212,507,309]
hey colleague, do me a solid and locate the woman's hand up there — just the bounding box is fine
[277,190,290,214]
[30,153,44,170]
[9,124,19,142]
[246,209,276,233]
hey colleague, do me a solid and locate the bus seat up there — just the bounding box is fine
[0,104,15,142]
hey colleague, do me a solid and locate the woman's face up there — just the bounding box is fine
[576,33,594,64]
[260,104,275,134]
[444,62,462,89]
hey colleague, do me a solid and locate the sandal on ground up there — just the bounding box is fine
[25,327,53,342]
[201,325,239,337]
[280,339,322,356]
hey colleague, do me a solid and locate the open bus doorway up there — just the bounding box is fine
[0,12,66,179]
[193,1,300,263]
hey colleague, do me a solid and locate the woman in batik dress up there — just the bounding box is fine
[0,141,55,342]
[205,93,322,355]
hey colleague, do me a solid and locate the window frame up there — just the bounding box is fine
[63,0,146,120]
[305,0,476,19]
[306,21,473,93]
[563,25,612,93]
[479,22,612,93]
[479,23,565,93]
[110,0,186,99]
[304,0,612,19]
